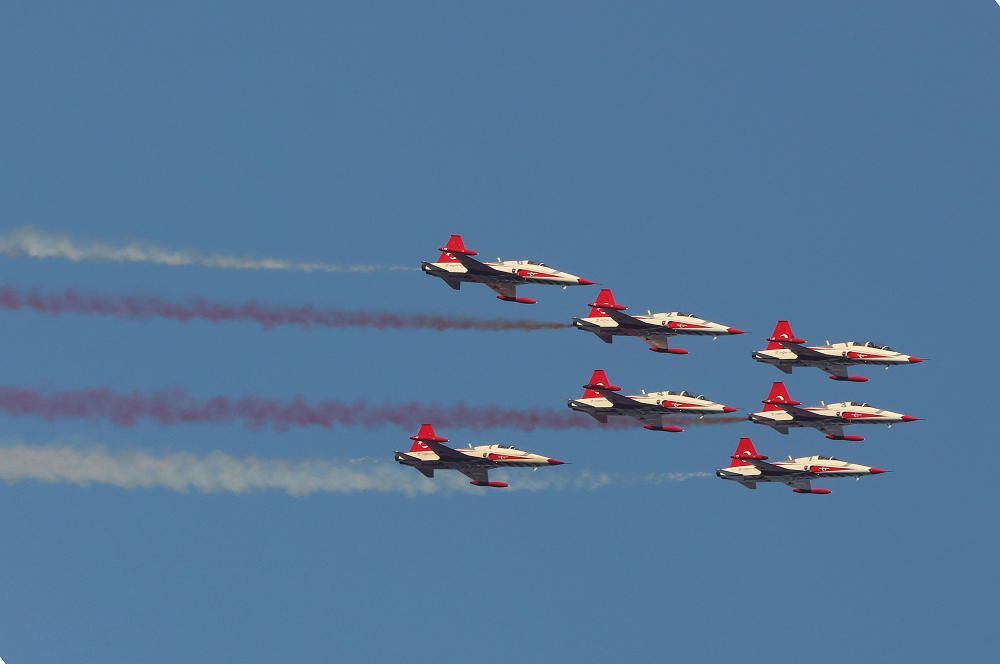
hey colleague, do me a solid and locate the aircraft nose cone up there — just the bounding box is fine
[868,468,889,474]
[577,278,595,285]
[722,406,739,413]
[908,356,924,363]
[726,327,745,335]
[547,458,566,465]
[901,415,920,422]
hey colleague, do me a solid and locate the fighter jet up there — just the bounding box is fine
[749,382,920,441]
[421,234,595,304]
[573,289,744,354]
[394,424,566,488]
[753,320,924,381]
[567,369,739,432]
[716,437,888,494]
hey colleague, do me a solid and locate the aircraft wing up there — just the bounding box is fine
[487,282,518,299]
[588,386,648,410]
[742,458,807,477]
[457,466,490,483]
[773,404,835,422]
[422,439,473,462]
[453,252,507,277]
[784,477,813,491]
[823,364,850,379]
[818,423,846,438]
[602,308,663,332]
[779,341,835,362]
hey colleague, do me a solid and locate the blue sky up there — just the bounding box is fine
[0,2,997,661]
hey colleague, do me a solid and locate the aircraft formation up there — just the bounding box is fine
[402,234,924,495]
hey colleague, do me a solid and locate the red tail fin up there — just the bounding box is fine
[582,369,620,398]
[409,423,448,452]
[762,382,797,411]
[730,438,761,467]
[766,320,800,350]
[436,234,477,263]
[587,289,627,318]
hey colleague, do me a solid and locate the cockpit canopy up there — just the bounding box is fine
[846,401,871,407]
[816,455,839,461]
[518,260,548,267]
[663,390,706,399]
[666,311,696,317]
[850,340,894,350]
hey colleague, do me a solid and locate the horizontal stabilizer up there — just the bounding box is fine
[763,398,802,407]
[769,336,807,345]
[732,453,768,462]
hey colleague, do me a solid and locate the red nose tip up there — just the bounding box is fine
[901,415,920,422]
[908,357,924,363]
[547,458,565,465]
[868,468,889,474]
[726,328,745,335]
[722,406,738,413]
[577,278,595,285]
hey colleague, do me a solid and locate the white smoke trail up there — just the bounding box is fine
[498,469,711,492]
[0,442,708,497]
[0,227,416,273]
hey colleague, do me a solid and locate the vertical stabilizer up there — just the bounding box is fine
[730,438,762,467]
[409,423,449,452]
[582,369,620,398]
[766,320,798,350]
[436,235,477,263]
[762,382,796,412]
[587,289,627,318]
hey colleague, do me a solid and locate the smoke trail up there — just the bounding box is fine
[0,386,744,432]
[500,469,712,492]
[0,442,710,496]
[0,286,569,332]
[0,227,415,273]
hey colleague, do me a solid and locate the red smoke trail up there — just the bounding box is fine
[0,286,569,332]
[0,386,742,432]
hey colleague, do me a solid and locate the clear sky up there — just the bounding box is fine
[0,2,997,662]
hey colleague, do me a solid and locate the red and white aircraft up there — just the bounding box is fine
[753,320,924,382]
[421,235,595,304]
[716,437,888,494]
[567,369,739,432]
[749,382,920,441]
[573,289,744,354]
[394,424,566,488]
